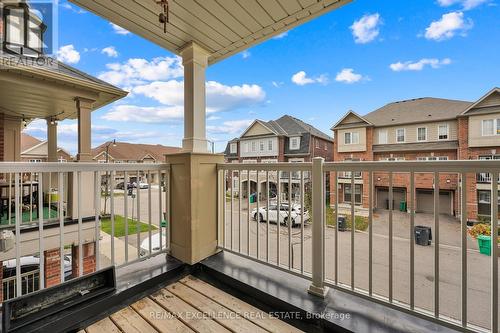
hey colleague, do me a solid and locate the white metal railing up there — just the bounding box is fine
[0,162,170,303]
[2,269,39,301]
[218,159,500,333]
[477,172,500,183]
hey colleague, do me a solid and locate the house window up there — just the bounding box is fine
[438,124,449,140]
[478,191,491,204]
[29,159,42,163]
[58,157,67,163]
[268,140,273,151]
[324,142,328,150]
[482,119,497,136]
[315,139,320,148]
[230,143,237,154]
[4,4,45,56]
[344,132,359,145]
[378,130,388,144]
[259,141,264,151]
[290,137,300,150]
[417,127,427,141]
[344,184,362,204]
[251,141,257,152]
[396,128,405,143]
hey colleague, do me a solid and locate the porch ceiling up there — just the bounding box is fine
[0,61,127,121]
[69,0,352,65]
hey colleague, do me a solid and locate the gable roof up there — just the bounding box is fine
[363,97,472,127]
[92,141,182,162]
[272,115,333,141]
[240,120,278,137]
[461,87,500,116]
[21,133,42,153]
[331,110,372,130]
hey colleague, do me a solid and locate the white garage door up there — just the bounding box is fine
[416,190,453,215]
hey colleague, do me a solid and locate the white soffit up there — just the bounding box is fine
[69,0,351,65]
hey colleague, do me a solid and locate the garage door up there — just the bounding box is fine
[416,190,452,215]
[376,188,406,210]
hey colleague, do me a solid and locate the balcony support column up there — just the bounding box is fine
[46,118,58,162]
[75,97,94,162]
[180,42,210,153]
[166,152,224,264]
[308,157,329,297]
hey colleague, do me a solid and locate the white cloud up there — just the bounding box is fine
[272,81,284,88]
[56,44,80,64]
[437,0,488,10]
[241,50,251,59]
[335,68,364,84]
[110,23,130,35]
[291,71,328,86]
[132,80,266,113]
[102,46,118,58]
[98,56,183,87]
[60,2,86,14]
[390,58,452,71]
[350,13,381,44]
[102,105,183,123]
[272,32,288,39]
[424,11,473,41]
[207,120,253,135]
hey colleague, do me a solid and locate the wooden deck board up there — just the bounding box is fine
[86,317,121,333]
[110,306,158,333]
[166,282,268,333]
[150,288,231,333]
[131,296,194,333]
[86,275,303,333]
[180,275,303,333]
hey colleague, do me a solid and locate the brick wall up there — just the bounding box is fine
[71,242,96,277]
[0,114,4,161]
[44,248,61,288]
[311,136,334,161]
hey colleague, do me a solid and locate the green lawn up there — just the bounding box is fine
[0,207,59,225]
[101,214,157,237]
[325,206,369,231]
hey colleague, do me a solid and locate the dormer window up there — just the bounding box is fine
[3,4,46,56]
[230,143,237,154]
[290,136,301,150]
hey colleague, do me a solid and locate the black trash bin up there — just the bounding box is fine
[414,226,432,246]
[337,216,347,232]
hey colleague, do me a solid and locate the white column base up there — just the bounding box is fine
[182,137,210,153]
[307,284,329,298]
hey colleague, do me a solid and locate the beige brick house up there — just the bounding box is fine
[331,87,500,222]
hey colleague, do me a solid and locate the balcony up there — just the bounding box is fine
[0,159,498,332]
[477,172,500,184]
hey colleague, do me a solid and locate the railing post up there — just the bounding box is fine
[308,157,328,297]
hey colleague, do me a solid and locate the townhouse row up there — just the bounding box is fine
[224,88,500,222]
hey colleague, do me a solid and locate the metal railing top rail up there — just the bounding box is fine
[218,162,312,171]
[0,162,169,173]
[218,160,500,173]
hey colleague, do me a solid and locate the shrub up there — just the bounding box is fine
[468,223,500,241]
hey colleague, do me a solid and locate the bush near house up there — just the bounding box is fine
[325,206,369,231]
[468,223,500,241]
[101,215,157,237]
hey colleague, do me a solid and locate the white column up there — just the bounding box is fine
[180,42,210,153]
[46,119,58,162]
[308,157,329,297]
[75,97,94,162]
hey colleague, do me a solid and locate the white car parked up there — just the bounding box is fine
[140,233,167,257]
[251,203,309,227]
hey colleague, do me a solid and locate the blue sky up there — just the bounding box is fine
[26,0,500,154]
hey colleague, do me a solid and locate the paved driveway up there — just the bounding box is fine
[222,201,498,330]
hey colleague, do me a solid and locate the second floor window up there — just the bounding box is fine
[290,137,300,150]
[259,141,264,151]
[481,119,500,136]
[230,143,237,154]
[268,140,273,151]
[417,127,427,141]
[4,5,46,56]
[438,124,449,140]
[378,130,388,144]
[251,141,256,152]
[344,132,359,145]
[396,128,405,143]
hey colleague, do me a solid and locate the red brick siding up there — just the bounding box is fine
[44,248,61,288]
[71,242,96,277]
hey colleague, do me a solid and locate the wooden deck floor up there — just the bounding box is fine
[81,275,303,333]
